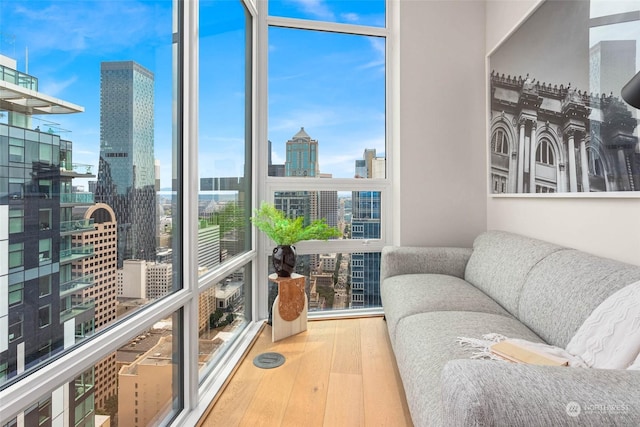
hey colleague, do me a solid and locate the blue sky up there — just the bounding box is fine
[0,0,385,187]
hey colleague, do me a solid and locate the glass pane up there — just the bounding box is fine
[39,275,51,297]
[0,0,180,396]
[9,145,23,163]
[265,189,383,313]
[269,0,385,27]
[267,251,381,315]
[272,190,382,240]
[9,243,23,268]
[39,143,52,164]
[38,305,51,328]
[9,217,23,234]
[39,238,52,263]
[198,264,251,381]
[8,283,23,306]
[199,0,252,265]
[268,28,385,178]
[6,307,182,427]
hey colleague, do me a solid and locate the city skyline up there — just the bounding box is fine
[0,0,386,188]
[0,1,390,425]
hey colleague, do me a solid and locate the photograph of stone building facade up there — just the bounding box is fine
[490,71,638,194]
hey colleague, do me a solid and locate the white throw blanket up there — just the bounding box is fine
[459,279,640,369]
[566,279,640,369]
[456,333,589,368]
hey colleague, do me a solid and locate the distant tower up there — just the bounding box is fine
[285,127,319,177]
[95,61,156,267]
[351,149,385,307]
[590,40,636,98]
[268,140,285,177]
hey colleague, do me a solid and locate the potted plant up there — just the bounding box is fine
[250,202,341,277]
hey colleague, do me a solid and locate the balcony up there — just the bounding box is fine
[59,299,95,324]
[60,219,95,235]
[60,192,95,206]
[0,63,38,90]
[60,244,94,263]
[60,163,96,179]
[60,274,94,297]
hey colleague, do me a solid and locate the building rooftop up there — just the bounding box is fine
[0,80,83,115]
[292,126,311,139]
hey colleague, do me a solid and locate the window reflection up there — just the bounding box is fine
[0,0,180,424]
[198,265,251,381]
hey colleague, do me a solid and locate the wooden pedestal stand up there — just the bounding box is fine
[269,272,307,342]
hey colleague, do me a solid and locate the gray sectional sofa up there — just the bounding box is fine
[380,230,640,426]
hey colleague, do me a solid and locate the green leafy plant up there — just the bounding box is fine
[250,202,341,246]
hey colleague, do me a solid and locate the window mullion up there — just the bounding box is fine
[181,0,199,417]
[267,16,388,38]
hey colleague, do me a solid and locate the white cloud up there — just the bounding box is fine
[340,12,360,23]
[285,0,335,21]
[40,76,78,98]
[269,108,339,133]
[10,1,166,56]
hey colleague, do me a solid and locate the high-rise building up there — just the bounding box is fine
[198,223,221,273]
[146,262,173,300]
[95,61,157,267]
[590,40,636,99]
[117,259,147,299]
[351,149,385,308]
[71,203,119,411]
[351,192,382,308]
[285,127,319,177]
[72,203,118,331]
[118,335,174,425]
[318,189,338,229]
[0,54,97,425]
[278,128,332,274]
[268,140,285,177]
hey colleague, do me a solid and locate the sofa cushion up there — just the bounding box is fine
[518,249,640,348]
[464,230,565,317]
[565,280,640,369]
[441,359,640,427]
[382,273,513,343]
[392,311,543,427]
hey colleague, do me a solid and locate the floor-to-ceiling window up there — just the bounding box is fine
[196,0,254,385]
[0,1,257,425]
[1,0,394,424]
[258,0,392,318]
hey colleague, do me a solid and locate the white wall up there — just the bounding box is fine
[398,0,487,247]
[486,0,640,266]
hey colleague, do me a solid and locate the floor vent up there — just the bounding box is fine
[253,352,285,369]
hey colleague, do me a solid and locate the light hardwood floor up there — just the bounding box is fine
[198,316,413,427]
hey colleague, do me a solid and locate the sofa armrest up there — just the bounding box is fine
[441,359,640,426]
[380,246,472,282]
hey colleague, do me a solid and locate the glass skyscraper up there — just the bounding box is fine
[0,54,97,425]
[351,149,383,307]
[285,127,319,177]
[351,191,381,307]
[95,61,157,267]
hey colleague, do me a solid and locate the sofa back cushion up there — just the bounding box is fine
[518,250,640,348]
[464,231,565,317]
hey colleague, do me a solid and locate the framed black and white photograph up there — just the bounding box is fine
[488,0,640,195]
